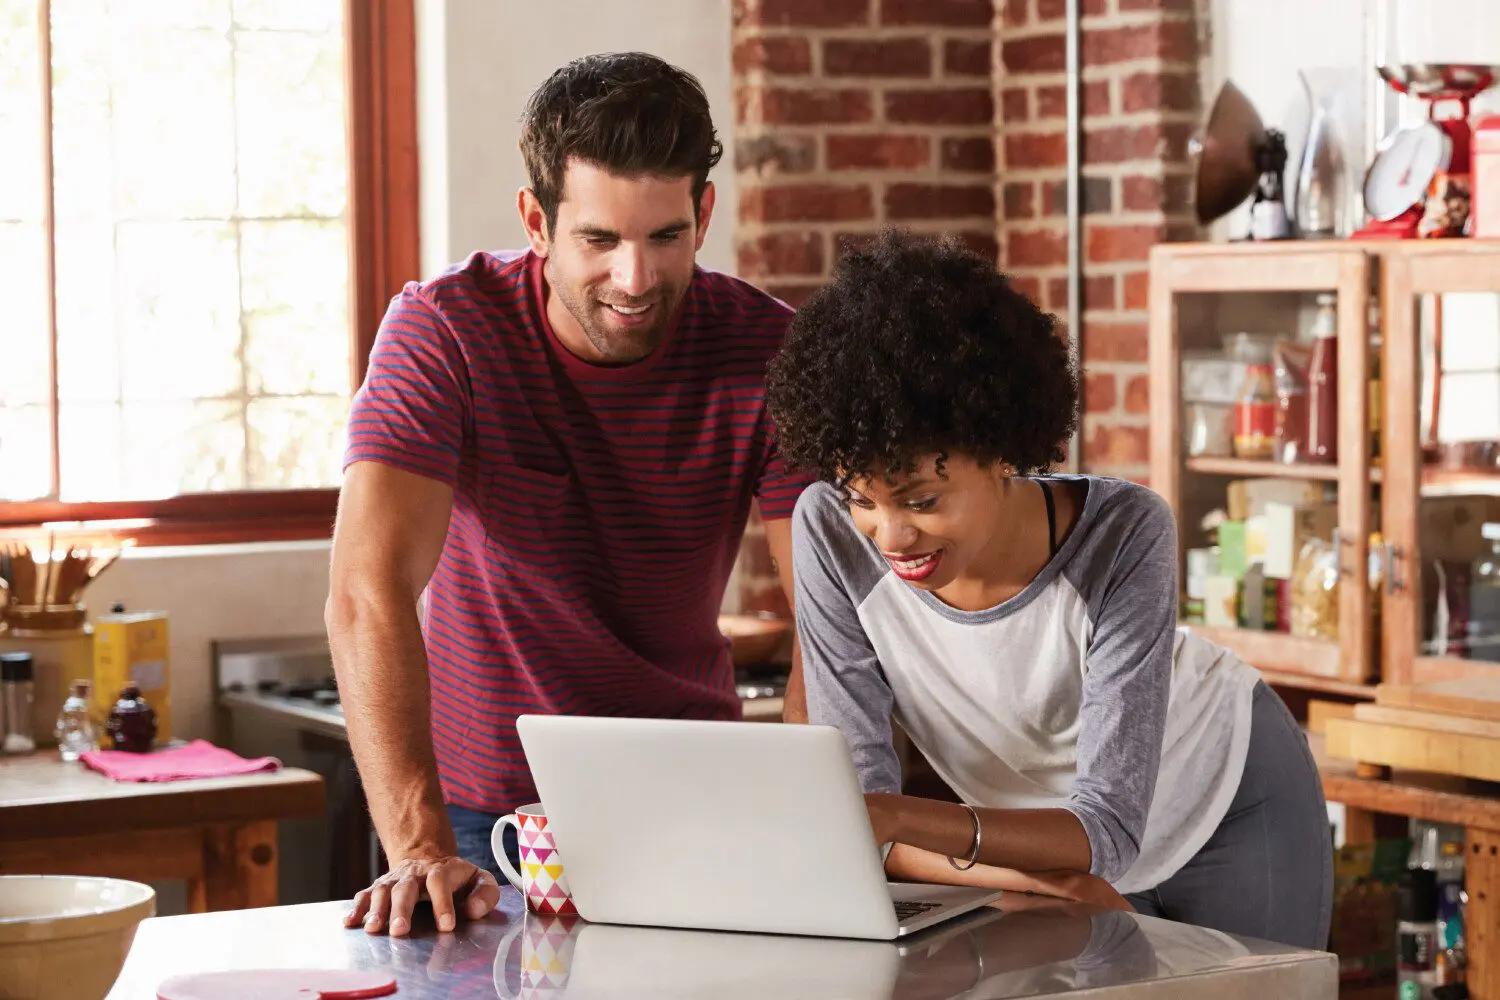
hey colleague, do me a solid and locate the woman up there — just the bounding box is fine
[765,229,1332,949]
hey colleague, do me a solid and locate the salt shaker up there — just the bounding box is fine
[1,651,37,755]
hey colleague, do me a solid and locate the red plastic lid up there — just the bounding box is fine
[157,969,398,1000]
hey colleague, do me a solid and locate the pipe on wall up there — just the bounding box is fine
[1065,0,1083,472]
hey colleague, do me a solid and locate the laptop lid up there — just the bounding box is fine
[515,714,900,939]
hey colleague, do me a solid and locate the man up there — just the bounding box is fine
[329,52,809,938]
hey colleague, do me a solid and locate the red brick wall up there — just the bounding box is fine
[731,0,999,614]
[999,0,1202,483]
[728,0,1203,611]
[732,0,999,311]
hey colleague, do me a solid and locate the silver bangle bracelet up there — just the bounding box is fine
[948,802,981,871]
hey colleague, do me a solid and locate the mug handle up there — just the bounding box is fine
[493,918,524,1000]
[491,814,527,891]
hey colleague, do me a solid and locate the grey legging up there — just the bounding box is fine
[1123,681,1333,950]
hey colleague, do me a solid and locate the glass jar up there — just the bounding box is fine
[1233,349,1278,460]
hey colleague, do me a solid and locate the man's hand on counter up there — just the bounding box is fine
[343,856,500,937]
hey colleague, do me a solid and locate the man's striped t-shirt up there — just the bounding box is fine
[344,250,811,813]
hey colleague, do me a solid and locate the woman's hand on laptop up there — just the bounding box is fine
[344,856,501,936]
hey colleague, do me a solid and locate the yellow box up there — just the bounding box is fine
[92,610,170,743]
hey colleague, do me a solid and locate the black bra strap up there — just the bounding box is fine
[1037,479,1058,558]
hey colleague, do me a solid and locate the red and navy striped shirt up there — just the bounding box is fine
[344,250,811,813]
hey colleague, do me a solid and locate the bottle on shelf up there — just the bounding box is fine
[1369,297,1383,463]
[1397,867,1440,1000]
[1273,339,1310,464]
[1306,293,1339,464]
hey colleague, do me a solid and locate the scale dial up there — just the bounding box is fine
[1364,122,1452,222]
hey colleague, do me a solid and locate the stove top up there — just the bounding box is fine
[734,665,789,700]
[224,677,342,713]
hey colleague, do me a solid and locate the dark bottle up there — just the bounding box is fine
[105,684,158,753]
[1249,129,1292,241]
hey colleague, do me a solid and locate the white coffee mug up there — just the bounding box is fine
[492,803,577,916]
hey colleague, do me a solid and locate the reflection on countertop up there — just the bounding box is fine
[107,889,1336,1000]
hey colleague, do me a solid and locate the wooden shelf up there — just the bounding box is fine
[1184,457,1341,481]
[1421,467,1500,497]
[1257,669,1377,700]
[1181,625,1363,686]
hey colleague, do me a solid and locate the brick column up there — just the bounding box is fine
[731,0,998,612]
[997,0,1202,483]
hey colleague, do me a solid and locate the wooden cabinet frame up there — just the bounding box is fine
[1149,243,1373,688]
[1151,240,1500,692]
[1382,243,1500,686]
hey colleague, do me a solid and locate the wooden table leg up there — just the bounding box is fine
[1469,826,1500,1000]
[199,819,279,912]
[1343,806,1377,844]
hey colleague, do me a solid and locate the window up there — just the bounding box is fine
[0,0,416,543]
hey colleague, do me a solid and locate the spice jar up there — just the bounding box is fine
[1233,340,1277,460]
[1,652,37,755]
[105,684,158,753]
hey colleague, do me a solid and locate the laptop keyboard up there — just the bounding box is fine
[894,899,944,921]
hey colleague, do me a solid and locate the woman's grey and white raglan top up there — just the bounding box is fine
[793,475,1260,895]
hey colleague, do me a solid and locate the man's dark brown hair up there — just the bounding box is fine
[519,52,723,233]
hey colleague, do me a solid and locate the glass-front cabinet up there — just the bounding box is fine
[1151,240,1500,696]
[1382,245,1500,688]
[1149,244,1376,692]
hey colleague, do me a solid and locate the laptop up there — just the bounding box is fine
[514,714,1003,940]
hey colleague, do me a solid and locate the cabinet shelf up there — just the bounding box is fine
[1180,625,1354,682]
[1182,457,1500,504]
[1184,457,1341,481]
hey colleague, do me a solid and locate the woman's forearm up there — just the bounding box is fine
[872,793,1095,874]
[885,844,1131,911]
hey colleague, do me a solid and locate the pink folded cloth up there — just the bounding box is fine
[80,739,281,782]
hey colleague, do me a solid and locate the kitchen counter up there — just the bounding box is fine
[106,888,1335,999]
[223,689,788,737]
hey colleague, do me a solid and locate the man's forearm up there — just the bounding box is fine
[328,587,454,861]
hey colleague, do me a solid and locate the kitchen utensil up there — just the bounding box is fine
[1294,69,1350,238]
[1355,63,1500,239]
[1190,80,1266,225]
[717,612,789,666]
[1248,128,1292,240]
[0,874,155,1000]
[0,530,132,634]
[1364,123,1453,221]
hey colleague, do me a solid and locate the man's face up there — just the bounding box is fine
[524,159,714,365]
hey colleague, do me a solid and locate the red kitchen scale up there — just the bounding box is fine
[1354,63,1500,239]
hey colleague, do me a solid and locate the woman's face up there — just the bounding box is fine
[841,454,1009,593]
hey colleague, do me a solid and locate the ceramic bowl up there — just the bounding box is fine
[718,613,791,666]
[0,875,156,1000]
